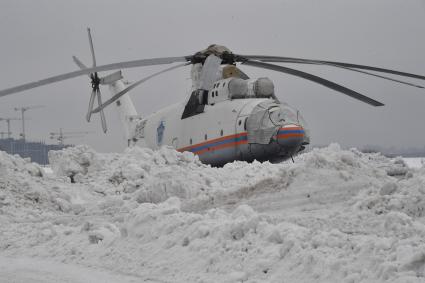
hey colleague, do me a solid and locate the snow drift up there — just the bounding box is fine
[1,144,425,282]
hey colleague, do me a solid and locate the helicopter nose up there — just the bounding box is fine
[276,124,305,148]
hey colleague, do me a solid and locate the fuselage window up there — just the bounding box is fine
[238,120,242,126]
[244,118,247,130]
[220,129,223,136]
[222,82,225,87]
[204,134,208,140]
[190,138,192,145]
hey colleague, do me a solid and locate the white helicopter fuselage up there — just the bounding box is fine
[138,98,268,165]
[110,65,310,166]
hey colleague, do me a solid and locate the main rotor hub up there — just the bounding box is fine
[190,44,245,65]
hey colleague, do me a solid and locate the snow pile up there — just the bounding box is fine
[1,145,425,282]
[0,150,43,178]
[404,158,425,169]
[50,145,287,208]
[354,169,425,218]
[48,145,99,181]
[0,149,97,223]
[0,150,63,218]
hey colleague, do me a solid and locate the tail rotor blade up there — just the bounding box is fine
[86,90,96,122]
[96,90,107,133]
[99,108,107,133]
[87,28,97,67]
[72,56,89,71]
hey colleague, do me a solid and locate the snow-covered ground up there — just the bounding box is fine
[0,256,142,283]
[403,158,425,169]
[1,144,425,282]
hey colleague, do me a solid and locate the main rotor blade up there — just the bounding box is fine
[91,62,189,114]
[238,55,425,82]
[87,28,97,67]
[86,90,96,122]
[253,55,425,88]
[96,90,107,133]
[0,57,190,97]
[328,65,424,89]
[243,60,384,107]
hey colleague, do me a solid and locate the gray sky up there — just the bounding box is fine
[0,0,424,152]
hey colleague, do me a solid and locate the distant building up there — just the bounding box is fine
[0,138,71,165]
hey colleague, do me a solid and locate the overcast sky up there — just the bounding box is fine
[0,0,424,152]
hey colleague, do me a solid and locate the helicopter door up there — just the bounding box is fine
[235,114,248,159]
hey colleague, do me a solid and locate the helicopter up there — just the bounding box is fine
[1,29,425,166]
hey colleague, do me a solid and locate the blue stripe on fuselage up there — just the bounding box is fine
[278,129,305,135]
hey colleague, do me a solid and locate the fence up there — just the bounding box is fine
[0,138,70,165]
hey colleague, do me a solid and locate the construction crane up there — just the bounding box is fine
[0,117,21,139]
[0,132,8,139]
[14,105,44,141]
[49,128,92,145]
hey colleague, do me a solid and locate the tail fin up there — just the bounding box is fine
[107,79,138,143]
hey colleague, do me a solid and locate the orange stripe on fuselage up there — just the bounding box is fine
[277,133,305,139]
[177,126,304,156]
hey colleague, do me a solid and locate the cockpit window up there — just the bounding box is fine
[269,107,284,125]
[278,104,298,125]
